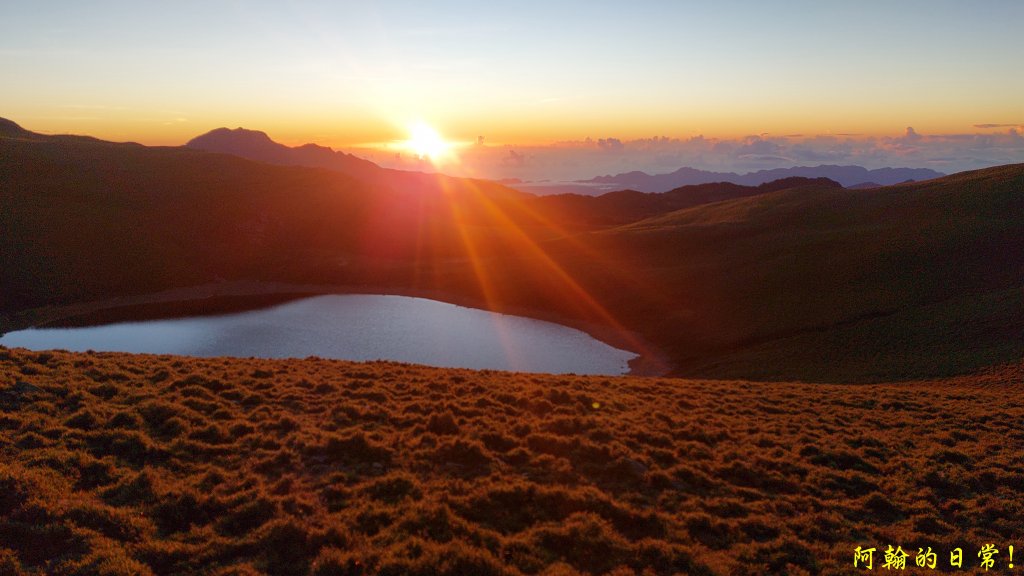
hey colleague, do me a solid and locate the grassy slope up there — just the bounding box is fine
[2,346,1022,576]
[0,136,365,308]
[0,131,536,310]
[578,166,1024,381]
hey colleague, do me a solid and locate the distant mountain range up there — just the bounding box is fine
[184,126,847,227]
[514,164,946,195]
[187,127,944,196]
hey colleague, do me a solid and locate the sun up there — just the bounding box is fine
[404,121,455,163]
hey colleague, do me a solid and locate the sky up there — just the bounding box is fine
[2,1,1023,180]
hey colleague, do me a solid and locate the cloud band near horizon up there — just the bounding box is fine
[357,126,1024,183]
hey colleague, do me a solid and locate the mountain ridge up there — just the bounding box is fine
[508,164,946,195]
[184,124,945,196]
[532,177,843,227]
[580,163,945,191]
[186,126,384,180]
[0,117,30,137]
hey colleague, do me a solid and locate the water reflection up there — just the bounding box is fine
[0,295,637,375]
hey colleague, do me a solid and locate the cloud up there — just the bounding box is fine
[974,123,1022,129]
[738,155,793,164]
[597,137,624,152]
[735,135,784,156]
[366,127,1024,183]
[502,149,527,167]
[789,145,851,162]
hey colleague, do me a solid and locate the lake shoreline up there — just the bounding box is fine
[0,280,673,377]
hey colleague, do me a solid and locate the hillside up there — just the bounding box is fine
[580,166,1024,380]
[531,178,842,227]
[2,119,1023,382]
[0,119,536,311]
[2,346,1022,575]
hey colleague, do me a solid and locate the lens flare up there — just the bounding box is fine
[404,121,455,163]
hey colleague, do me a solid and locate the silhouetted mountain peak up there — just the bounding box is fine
[186,127,277,150]
[0,117,30,137]
[184,126,438,188]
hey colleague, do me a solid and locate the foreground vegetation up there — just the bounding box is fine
[2,346,1022,575]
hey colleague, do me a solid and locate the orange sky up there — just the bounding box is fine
[2,2,1021,177]
[6,103,1013,151]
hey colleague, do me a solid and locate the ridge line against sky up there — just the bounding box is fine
[2,1,1022,179]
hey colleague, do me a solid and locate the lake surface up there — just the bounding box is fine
[0,294,637,375]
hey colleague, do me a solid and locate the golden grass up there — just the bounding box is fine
[2,346,1022,575]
